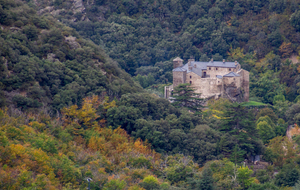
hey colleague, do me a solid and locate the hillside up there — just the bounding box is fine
[0,0,142,112]
[4,0,300,189]
[31,0,300,73]
[29,0,300,101]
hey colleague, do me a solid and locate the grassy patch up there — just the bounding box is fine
[242,101,267,107]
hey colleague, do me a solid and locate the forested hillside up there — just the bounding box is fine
[33,0,300,72]
[3,0,300,189]
[0,0,142,112]
[30,0,300,101]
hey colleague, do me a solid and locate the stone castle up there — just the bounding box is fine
[164,57,249,102]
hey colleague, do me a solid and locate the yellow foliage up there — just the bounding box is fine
[10,144,26,157]
[103,96,117,110]
[29,121,46,131]
[88,136,106,152]
[98,168,106,174]
[228,47,245,60]
[22,125,35,134]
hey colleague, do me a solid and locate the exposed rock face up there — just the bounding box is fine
[64,36,81,49]
[72,0,85,13]
[47,53,58,62]
[37,6,54,15]
[9,27,21,32]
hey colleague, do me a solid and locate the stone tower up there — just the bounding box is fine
[173,57,183,69]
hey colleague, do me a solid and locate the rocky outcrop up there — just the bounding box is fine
[64,36,81,49]
[47,53,59,62]
[72,0,85,14]
[37,6,55,15]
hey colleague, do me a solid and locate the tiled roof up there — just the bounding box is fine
[172,60,239,77]
[207,61,237,68]
[223,72,240,77]
[173,67,187,72]
[216,75,223,79]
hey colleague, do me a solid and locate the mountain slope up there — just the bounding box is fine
[0,0,142,112]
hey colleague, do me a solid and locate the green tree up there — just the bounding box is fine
[275,165,300,187]
[221,103,263,159]
[290,10,300,31]
[172,83,204,114]
[197,167,215,190]
[237,166,255,190]
[103,179,126,190]
[139,175,160,190]
[256,120,276,144]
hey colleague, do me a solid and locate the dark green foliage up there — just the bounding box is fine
[221,103,264,160]
[197,168,215,190]
[106,93,219,164]
[286,103,300,125]
[248,182,279,190]
[290,10,300,31]
[172,83,204,114]
[275,165,300,187]
[0,0,142,112]
[184,125,221,164]
[12,95,42,110]
[23,25,39,40]
[269,0,287,14]
[255,169,272,184]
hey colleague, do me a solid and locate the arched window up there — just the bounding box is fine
[190,81,192,84]
[190,76,192,79]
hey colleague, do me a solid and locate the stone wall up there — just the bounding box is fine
[223,76,241,88]
[190,76,222,98]
[237,69,250,101]
[173,71,186,88]
[206,66,236,78]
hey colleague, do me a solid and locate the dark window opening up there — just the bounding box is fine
[190,81,192,84]
[229,68,231,71]
[216,67,218,70]
[209,67,211,70]
[190,76,192,79]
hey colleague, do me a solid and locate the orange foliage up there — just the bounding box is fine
[279,42,293,58]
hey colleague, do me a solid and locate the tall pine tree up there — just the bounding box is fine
[171,83,204,114]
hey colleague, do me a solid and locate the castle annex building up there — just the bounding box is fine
[165,57,249,102]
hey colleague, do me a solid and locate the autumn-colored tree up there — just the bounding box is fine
[279,42,293,58]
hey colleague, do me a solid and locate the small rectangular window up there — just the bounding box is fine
[216,67,218,70]
[229,68,231,71]
[209,67,211,70]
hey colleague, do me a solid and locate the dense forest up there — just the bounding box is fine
[2,0,300,189]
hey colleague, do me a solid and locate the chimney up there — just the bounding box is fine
[235,61,237,65]
[223,59,225,63]
[211,58,213,62]
[194,64,197,68]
